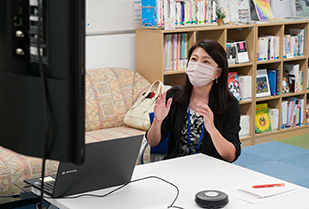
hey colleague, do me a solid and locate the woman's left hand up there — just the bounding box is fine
[196,102,216,133]
[196,101,236,162]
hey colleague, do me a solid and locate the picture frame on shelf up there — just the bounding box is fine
[256,69,271,98]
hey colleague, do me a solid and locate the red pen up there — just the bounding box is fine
[252,183,285,189]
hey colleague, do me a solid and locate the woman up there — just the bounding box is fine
[146,39,241,162]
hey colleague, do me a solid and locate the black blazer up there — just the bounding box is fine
[146,88,241,162]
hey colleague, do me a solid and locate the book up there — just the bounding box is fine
[265,36,274,60]
[252,0,273,20]
[274,36,280,59]
[234,41,250,63]
[267,69,278,96]
[283,34,293,58]
[256,37,260,61]
[257,36,280,61]
[257,37,268,61]
[256,69,271,97]
[176,33,180,69]
[238,75,252,101]
[281,100,288,128]
[305,100,309,125]
[276,69,279,95]
[141,0,158,27]
[299,71,303,91]
[172,33,176,70]
[239,115,250,137]
[296,98,304,126]
[283,63,300,93]
[282,69,290,93]
[307,68,309,90]
[289,28,305,56]
[164,34,171,70]
[228,72,241,100]
[255,103,272,133]
[180,33,185,68]
[238,0,251,23]
[268,108,279,131]
[226,44,236,65]
[286,97,297,128]
[217,0,250,24]
[164,32,190,71]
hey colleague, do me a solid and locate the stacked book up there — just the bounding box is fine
[163,33,189,71]
[142,0,218,28]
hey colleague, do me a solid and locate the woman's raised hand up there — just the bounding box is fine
[153,91,172,123]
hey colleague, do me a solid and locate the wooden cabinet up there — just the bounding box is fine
[135,21,309,147]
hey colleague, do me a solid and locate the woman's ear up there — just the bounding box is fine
[216,68,222,79]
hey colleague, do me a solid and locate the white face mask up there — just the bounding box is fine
[185,62,218,87]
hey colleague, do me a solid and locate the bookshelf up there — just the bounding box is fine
[135,20,309,147]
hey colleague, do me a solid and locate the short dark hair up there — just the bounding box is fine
[171,39,233,116]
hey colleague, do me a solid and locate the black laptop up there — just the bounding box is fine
[24,135,143,198]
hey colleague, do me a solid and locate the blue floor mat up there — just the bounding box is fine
[234,141,309,189]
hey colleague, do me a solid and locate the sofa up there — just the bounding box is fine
[0,67,151,204]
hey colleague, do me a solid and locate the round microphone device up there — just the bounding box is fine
[194,190,229,208]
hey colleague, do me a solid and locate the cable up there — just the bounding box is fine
[58,176,185,209]
[36,0,51,209]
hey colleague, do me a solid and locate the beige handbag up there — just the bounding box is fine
[124,80,164,130]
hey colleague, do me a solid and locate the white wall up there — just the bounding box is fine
[86,33,136,70]
[85,0,142,70]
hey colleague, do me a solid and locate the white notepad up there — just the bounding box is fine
[225,178,299,204]
[239,180,296,198]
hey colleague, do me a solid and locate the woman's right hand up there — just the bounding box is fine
[153,91,172,123]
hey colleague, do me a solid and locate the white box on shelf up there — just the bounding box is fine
[268,108,279,131]
[239,75,252,101]
[240,115,250,137]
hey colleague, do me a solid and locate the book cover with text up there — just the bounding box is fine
[228,72,241,100]
[256,103,272,133]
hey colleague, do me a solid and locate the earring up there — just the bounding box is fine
[216,78,218,83]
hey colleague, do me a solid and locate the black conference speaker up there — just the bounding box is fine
[195,190,229,208]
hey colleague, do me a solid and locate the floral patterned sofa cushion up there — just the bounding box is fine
[0,147,59,204]
[0,68,151,205]
[85,68,150,131]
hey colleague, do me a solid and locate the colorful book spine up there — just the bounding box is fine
[176,33,180,69]
[180,2,183,25]
[307,68,309,90]
[276,69,279,95]
[267,69,277,96]
[180,33,185,68]
[170,33,173,70]
[164,33,189,70]
[192,1,196,24]
[188,1,192,24]
[173,33,177,70]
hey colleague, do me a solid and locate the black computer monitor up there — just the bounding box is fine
[0,0,85,165]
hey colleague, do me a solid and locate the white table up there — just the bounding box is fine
[35,154,309,209]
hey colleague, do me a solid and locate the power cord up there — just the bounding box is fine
[36,0,51,209]
[43,176,185,209]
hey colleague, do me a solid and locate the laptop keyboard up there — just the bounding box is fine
[37,181,55,193]
[44,181,55,192]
